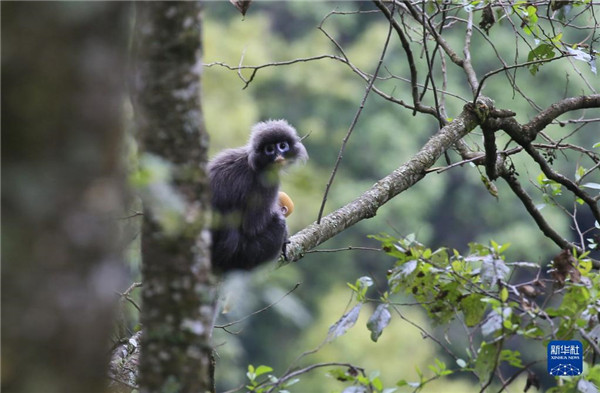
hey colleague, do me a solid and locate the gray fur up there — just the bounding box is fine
[208,119,307,272]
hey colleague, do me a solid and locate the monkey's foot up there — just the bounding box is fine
[281,239,291,261]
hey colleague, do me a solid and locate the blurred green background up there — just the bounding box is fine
[123,2,598,391]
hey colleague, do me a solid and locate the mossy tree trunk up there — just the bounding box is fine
[133,3,216,392]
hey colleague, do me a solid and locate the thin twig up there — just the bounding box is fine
[306,246,381,253]
[501,171,591,262]
[579,327,600,356]
[214,282,301,329]
[462,9,480,94]
[205,55,345,89]
[116,282,143,312]
[494,361,541,393]
[474,54,569,102]
[265,362,365,393]
[316,3,396,224]
[119,211,144,220]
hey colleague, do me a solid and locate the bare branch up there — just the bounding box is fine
[317,3,396,224]
[306,246,381,253]
[398,0,465,68]
[579,327,600,356]
[373,0,421,111]
[500,170,588,260]
[523,94,600,141]
[474,54,570,102]
[485,96,600,222]
[214,283,301,329]
[462,9,480,94]
[265,362,366,393]
[283,97,494,263]
[204,55,345,89]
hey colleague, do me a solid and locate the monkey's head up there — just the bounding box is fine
[248,119,308,172]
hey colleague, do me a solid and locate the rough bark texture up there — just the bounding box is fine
[134,3,216,393]
[2,3,128,393]
[108,332,142,393]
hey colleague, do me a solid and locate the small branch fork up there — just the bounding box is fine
[482,95,600,224]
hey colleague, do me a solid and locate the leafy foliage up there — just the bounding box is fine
[358,233,600,391]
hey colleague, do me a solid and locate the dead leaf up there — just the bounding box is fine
[550,249,580,287]
[479,3,495,35]
[229,0,252,16]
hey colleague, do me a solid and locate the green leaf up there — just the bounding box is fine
[552,32,563,42]
[500,349,524,368]
[326,304,362,342]
[456,358,467,368]
[247,364,256,381]
[461,294,487,327]
[367,304,392,342]
[575,165,586,181]
[358,276,374,288]
[396,379,408,387]
[474,343,499,382]
[481,311,502,336]
[582,183,600,190]
[255,365,273,377]
[481,256,510,286]
[498,242,511,254]
[578,259,592,275]
[527,44,556,75]
[372,376,383,391]
[328,368,354,382]
[500,287,509,302]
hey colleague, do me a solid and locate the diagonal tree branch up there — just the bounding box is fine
[282,97,494,263]
[523,94,600,141]
[483,95,600,223]
[373,0,422,111]
[500,171,587,256]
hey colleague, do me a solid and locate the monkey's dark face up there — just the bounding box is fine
[248,122,307,172]
[252,138,294,170]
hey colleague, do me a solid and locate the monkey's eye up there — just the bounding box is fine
[277,141,290,153]
[264,144,276,156]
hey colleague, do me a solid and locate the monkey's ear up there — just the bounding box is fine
[278,191,294,217]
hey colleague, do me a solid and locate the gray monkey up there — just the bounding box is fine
[208,119,308,272]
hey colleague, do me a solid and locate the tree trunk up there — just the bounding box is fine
[2,3,128,393]
[133,3,216,392]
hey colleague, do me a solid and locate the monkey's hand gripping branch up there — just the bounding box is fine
[280,96,496,265]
